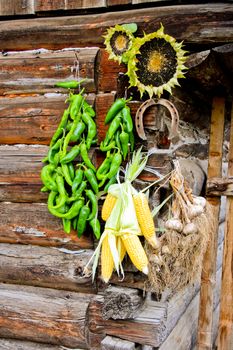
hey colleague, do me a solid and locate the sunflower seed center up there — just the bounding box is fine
[147,51,166,73]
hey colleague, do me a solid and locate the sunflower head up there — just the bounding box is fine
[103,24,136,64]
[126,24,188,98]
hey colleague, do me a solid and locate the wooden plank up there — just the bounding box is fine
[0,283,92,348]
[0,94,95,145]
[0,202,93,249]
[107,0,132,6]
[206,176,233,196]
[0,338,70,350]
[197,97,225,350]
[0,48,98,96]
[95,93,115,143]
[159,292,200,350]
[0,0,34,16]
[87,295,167,348]
[35,0,107,11]
[101,336,135,350]
[0,4,232,51]
[0,243,95,293]
[217,102,233,350]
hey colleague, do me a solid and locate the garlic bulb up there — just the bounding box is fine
[183,222,198,236]
[188,204,204,219]
[193,196,206,208]
[165,218,183,232]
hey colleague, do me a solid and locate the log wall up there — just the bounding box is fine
[0,2,232,349]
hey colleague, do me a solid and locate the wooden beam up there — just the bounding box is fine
[0,243,95,293]
[0,4,232,51]
[101,335,135,350]
[0,283,93,348]
[197,97,225,350]
[0,202,93,249]
[0,48,98,96]
[0,0,34,16]
[0,338,66,350]
[217,101,233,350]
[0,94,95,145]
[35,0,107,12]
[206,176,233,196]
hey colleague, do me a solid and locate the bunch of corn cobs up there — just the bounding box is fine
[41,89,101,239]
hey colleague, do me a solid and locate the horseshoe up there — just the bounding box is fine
[135,98,180,142]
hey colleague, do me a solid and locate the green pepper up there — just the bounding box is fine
[82,111,97,150]
[82,100,95,117]
[103,175,117,192]
[41,186,49,192]
[67,181,87,203]
[85,189,97,221]
[89,217,101,239]
[122,106,133,133]
[100,140,115,152]
[41,164,57,191]
[48,138,62,165]
[67,162,75,181]
[70,93,84,120]
[62,218,71,234]
[104,113,122,145]
[55,79,86,89]
[70,122,85,142]
[72,168,84,193]
[107,151,122,179]
[115,130,121,150]
[119,130,129,160]
[48,191,84,219]
[72,217,78,230]
[80,143,96,172]
[50,108,69,147]
[129,130,135,152]
[96,154,113,180]
[105,98,127,125]
[61,163,73,187]
[61,115,81,158]
[60,145,80,164]
[77,205,90,237]
[84,167,99,194]
[50,174,67,209]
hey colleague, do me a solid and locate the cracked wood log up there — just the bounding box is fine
[206,176,233,196]
[0,243,95,293]
[0,94,95,145]
[0,48,98,96]
[86,295,167,348]
[0,283,93,348]
[0,4,232,51]
[0,338,71,350]
[102,286,143,320]
[0,202,93,249]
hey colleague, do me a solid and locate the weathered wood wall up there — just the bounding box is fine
[0,2,232,349]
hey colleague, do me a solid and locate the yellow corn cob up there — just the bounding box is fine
[101,234,114,283]
[121,233,149,274]
[117,237,126,262]
[133,192,160,249]
[101,193,117,221]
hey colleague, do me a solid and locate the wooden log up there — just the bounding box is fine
[197,97,225,350]
[0,94,95,145]
[95,93,115,143]
[0,283,93,348]
[0,338,71,350]
[206,176,233,196]
[87,295,167,348]
[0,48,98,96]
[0,202,93,249]
[35,0,107,12]
[0,4,232,51]
[0,0,34,16]
[217,102,233,350]
[107,0,132,6]
[102,286,143,320]
[0,243,95,293]
[101,336,135,350]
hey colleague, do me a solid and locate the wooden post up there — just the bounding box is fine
[217,101,233,349]
[197,97,225,349]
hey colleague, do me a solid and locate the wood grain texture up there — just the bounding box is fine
[0,48,98,96]
[107,0,132,5]
[197,97,225,350]
[217,103,233,350]
[0,94,95,145]
[87,295,167,347]
[206,176,233,196]
[0,4,232,51]
[101,336,135,350]
[36,0,107,11]
[95,93,115,143]
[0,338,75,350]
[0,283,93,348]
[0,202,93,249]
[0,243,95,293]
[0,0,34,15]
